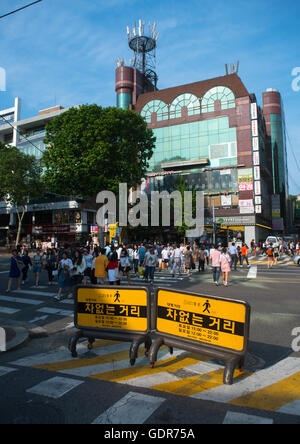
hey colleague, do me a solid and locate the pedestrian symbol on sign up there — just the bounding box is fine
[203,300,211,314]
[114,291,121,303]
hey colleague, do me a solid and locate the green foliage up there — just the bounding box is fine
[42,105,156,197]
[0,143,43,245]
[0,144,43,207]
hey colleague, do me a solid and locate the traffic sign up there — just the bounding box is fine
[155,289,248,352]
[75,286,149,334]
[150,288,251,384]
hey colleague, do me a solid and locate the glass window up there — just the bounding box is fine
[169,93,200,119]
[140,100,169,123]
[201,86,235,113]
[149,117,237,172]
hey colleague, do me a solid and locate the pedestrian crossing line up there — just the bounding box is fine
[23,342,129,370]
[89,352,211,383]
[150,368,252,397]
[277,399,300,416]
[0,295,44,305]
[118,361,224,390]
[12,289,57,298]
[0,306,20,314]
[223,411,273,424]
[190,357,300,406]
[92,391,166,425]
[27,376,84,399]
[33,345,147,373]
[229,370,300,412]
[0,366,18,377]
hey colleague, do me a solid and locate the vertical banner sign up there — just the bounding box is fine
[250,102,262,214]
[154,289,250,353]
[75,287,149,334]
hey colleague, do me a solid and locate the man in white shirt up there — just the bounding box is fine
[171,245,182,277]
[228,242,238,271]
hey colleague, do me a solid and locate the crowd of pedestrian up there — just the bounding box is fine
[6,240,260,298]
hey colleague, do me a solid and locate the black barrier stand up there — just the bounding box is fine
[149,288,250,385]
[68,286,152,366]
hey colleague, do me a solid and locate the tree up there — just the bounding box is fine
[0,143,43,246]
[172,176,197,241]
[42,105,156,197]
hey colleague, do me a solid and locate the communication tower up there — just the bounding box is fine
[127,20,158,88]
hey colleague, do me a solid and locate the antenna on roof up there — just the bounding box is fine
[225,61,240,75]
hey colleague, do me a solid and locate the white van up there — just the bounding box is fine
[265,236,281,245]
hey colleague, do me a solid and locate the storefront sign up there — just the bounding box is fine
[238,169,254,192]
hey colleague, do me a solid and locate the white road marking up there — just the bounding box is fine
[223,411,273,424]
[11,342,130,367]
[36,307,73,316]
[247,266,257,279]
[0,295,43,305]
[0,307,20,314]
[12,290,56,298]
[276,400,300,416]
[191,357,300,403]
[27,376,84,399]
[28,315,49,324]
[0,366,17,377]
[92,391,165,424]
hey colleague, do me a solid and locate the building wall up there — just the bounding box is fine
[130,73,277,241]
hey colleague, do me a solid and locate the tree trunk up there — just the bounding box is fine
[15,206,25,247]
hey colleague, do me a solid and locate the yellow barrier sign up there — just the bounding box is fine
[155,289,249,352]
[76,287,149,333]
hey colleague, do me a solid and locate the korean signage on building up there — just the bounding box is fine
[250,102,262,214]
[153,289,250,353]
[238,169,254,192]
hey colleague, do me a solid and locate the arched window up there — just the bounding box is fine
[140,100,169,123]
[201,87,235,113]
[169,93,200,119]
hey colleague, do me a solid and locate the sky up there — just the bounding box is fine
[0,0,300,194]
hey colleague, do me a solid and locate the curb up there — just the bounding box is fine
[0,326,29,353]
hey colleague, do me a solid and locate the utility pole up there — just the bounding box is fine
[213,199,216,245]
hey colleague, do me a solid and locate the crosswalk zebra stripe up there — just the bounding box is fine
[56,349,185,379]
[0,366,17,377]
[0,295,43,305]
[120,360,227,391]
[11,341,129,367]
[26,376,84,399]
[90,351,207,384]
[190,357,300,404]
[0,307,20,314]
[12,289,57,297]
[223,411,273,424]
[92,391,165,424]
[36,307,73,317]
[229,370,300,411]
[276,399,300,416]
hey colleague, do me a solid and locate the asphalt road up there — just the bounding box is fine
[0,254,299,424]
